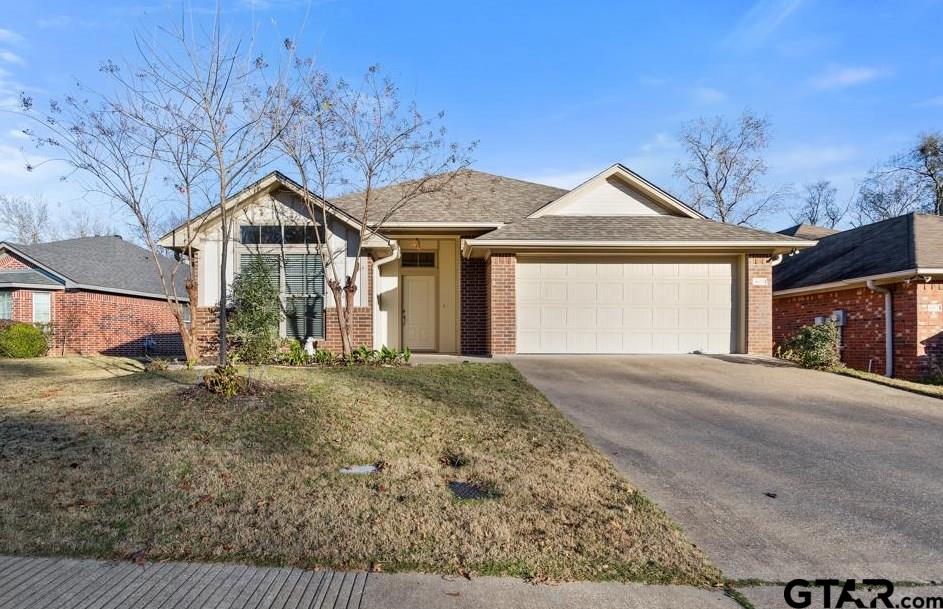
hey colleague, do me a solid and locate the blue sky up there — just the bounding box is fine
[0,0,941,234]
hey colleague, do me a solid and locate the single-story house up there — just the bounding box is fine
[158,163,813,358]
[0,235,188,356]
[773,213,943,379]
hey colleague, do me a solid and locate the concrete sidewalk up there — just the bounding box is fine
[0,555,738,609]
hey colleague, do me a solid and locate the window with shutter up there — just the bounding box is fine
[284,254,324,341]
[242,253,324,341]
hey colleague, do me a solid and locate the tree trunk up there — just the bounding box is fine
[329,283,353,355]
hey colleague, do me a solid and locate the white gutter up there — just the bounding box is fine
[774,268,943,297]
[0,283,65,290]
[371,240,401,349]
[866,279,894,377]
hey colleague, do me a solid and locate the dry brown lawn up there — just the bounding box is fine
[0,357,720,585]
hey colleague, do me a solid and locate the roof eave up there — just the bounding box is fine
[774,267,943,296]
[462,239,817,258]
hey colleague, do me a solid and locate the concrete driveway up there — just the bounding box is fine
[511,355,943,582]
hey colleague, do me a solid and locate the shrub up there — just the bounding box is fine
[274,339,309,366]
[202,364,248,397]
[778,321,841,370]
[0,321,49,358]
[229,256,281,364]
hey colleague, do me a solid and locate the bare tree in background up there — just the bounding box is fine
[65,208,117,238]
[853,171,925,224]
[791,180,845,228]
[884,132,943,215]
[0,195,54,243]
[272,63,473,355]
[675,111,788,225]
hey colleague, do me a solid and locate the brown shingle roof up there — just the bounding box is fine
[774,213,943,291]
[473,215,807,243]
[330,169,567,224]
[778,224,840,240]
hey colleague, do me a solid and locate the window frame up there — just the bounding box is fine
[401,251,436,268]
[239,224,324,246]
[0,291,11,320]
[31,291,51,323]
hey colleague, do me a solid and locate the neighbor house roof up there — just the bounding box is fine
[0,269,63,289]
[774,213,943,293]
[778,224,840,240]
[1,236,189,300]
[331,169,568,225]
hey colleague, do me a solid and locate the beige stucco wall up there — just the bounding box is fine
[376,236,460,353]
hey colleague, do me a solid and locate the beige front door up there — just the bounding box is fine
[402,275,436,351]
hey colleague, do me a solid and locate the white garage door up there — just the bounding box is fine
[516,257,738,354]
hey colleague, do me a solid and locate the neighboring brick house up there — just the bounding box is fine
[773,214,943,379]
[0,236,188,356]
[159,164,811,359]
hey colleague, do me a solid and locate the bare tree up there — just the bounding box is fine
[17,87,207,360]
[19,14,293,365]
[675,111,787,225]
[884,132,943,215]
[273,63,473,355]
[65,208,118,238]
[125,20,292,366]
[853,171,925,224]
[791,180,845,228]
[0,195,55,243]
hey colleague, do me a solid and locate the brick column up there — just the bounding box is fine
[460,257,487,355]
[486,253,516,355]
[746,255,773,355]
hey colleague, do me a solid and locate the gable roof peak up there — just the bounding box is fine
[527,162,703,219]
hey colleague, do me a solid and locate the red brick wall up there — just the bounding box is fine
[772,283,936,379]
[774,286,890,373]
[486,253,516,355]
[9,289,33,321]
[746,255,773,355]
[0,253,29,270]
[916,281,943,378]
[51,290,183,356]
[317,258,373,352]
[460,257,487,355]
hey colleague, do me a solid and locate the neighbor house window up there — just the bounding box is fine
[182,303,191,326]
[240,225,323,245]
[0,291,11,319]
[401,252,436,268]
[240,253,324,341]
[32,292,51,323]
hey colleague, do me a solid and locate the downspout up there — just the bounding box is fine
[866,280,894,377]
[372,241,401,349]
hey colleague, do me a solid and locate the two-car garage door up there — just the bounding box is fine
[516,257,738,354]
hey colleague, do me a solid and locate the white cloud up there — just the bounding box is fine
[640,132,676,153]
[725,0,805,48]
[770,144,858,172]
[916,95,943,108]
[810,65,885,90]
[0,50,23,65]
[7,129,28,140]
[692,85,727,104]
[0,29,23,44]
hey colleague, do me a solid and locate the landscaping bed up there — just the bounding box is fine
[0,357,719,585]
